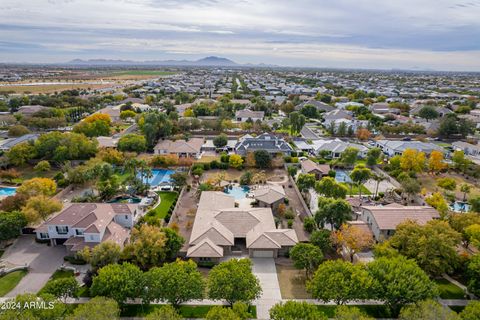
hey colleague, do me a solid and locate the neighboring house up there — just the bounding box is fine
[300,159,330,179]
[312,139,368,158]
[359,204,439,241]
[235,133,293,156]
[322,109,368,132]
[202,137,238,152]
[296,99,334,113]
[375,139,444,157]
[411,105,453,117]
[96,136,119,148]
[452,141,480,157]
[369,103,400,115]
[154,138,204,158]
[235,109,264,122]
[186,192,298,261]
[35,203,141,253]
[252,185,286,213]
[95,105,121,121]
[0,133,39,151]
[17,105,49,116]
[293,139,315,153]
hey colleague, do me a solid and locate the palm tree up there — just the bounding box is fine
[349,165,372,203]
[460,183,471,203]
[372,173,387,199]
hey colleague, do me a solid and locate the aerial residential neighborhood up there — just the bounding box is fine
[1,1,480,320]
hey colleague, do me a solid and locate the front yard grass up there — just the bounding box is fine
[0,270,28,296]
[339,183,372,196]
[435,278,466,299]
[121,304,256,318]
[276,264,311,299]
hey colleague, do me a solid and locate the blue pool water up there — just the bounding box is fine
[139,169,175,186]
[0,187,16,196]
[450,201,470,212]
[335,170,352,183]
[224,186,250,200]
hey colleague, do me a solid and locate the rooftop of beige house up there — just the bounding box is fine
[252,185,286,205]
[154,137,204,154]
[361,205,439,230]
[301,159,330,175]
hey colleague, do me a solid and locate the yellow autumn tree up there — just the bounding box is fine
[331,224,374,262]
[425,192,449,217]
[428,150,447,173]
[84,113,112,126]
[17,177,57,198]
[400,149,426,173]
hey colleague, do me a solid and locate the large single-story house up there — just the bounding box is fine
[295,99,334,113]
[202,137,238,152]
[235,109,264,122]
[452,141,480,157]
[358,204,440,241]
[369,103,400,115]
[375,139,444,157]
[186,192,298,261]
[235,133,293,156]
[154,138,204,158]
[300,159,330,179]
[0,133,39,152]
[312,139,368,158]
[95,105,121,122]
[35,203,141,253]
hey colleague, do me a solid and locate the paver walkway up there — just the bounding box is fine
[252,258,281,320]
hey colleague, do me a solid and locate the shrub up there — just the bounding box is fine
[437,177,457,191]
[285,208,295,220]
[303,217,316,233]
[287,219,293,229]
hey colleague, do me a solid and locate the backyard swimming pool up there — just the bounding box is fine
[335,170,352,183]
[139,169,175,186]
[0,187,16,196]
[223,186,250,200]
[450,201,470,213]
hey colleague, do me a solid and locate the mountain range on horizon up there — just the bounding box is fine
[66,56,277,67]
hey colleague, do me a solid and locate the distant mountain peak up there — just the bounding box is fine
[66,56,238,66]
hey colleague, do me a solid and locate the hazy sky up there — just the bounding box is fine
[1,0,480,70]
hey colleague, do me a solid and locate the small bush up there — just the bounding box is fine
[287,219,293,229]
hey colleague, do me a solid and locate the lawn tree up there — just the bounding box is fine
[331,224,374,262]
[289,243,323,278]
[138,111,173,149]
[371,173,386,198]
[22,195,62,223]
[418,106,439,121]
[170,172,188,189]
[207,258,262,305]
[315,177,348,199]
[386,220,461,276]
[270,301,327,320]
[367,256,438,315]
[17,177,57,197]
[0,293,66,320]
[289,111,306,134]
[310,229,332,253]
[253,150,271,169]
[143,259,204,307]
[340,147,359,168]
[428,150,447,173]
[79,241,122,270]
[400,178,421,204]
[90,262,144,305]
[399,300,458,320]
[449,213,480,248]
[315,198,352,230]
[229,154,244,169]
[120,110,136,120]
[42,277,79,303]
[34,160,51,172]
[0,211,27,241]
[467,254,480,296]
[145,305,182,320]
[67,296,120,320]
[366,147,382,167]
[461,184,472,202]
[460,301,480,320]
[6,142,36,166]
[334,306,373,320]
[400,149,425,173]
[452,150,470,173]
[123,224,167,269]
[118,134,147,153]
[425,192,449,217]
[296,173,316,194]
[465,224,480,249]
[303,217,316,233]
[213,134,228,148]
[308,260,375,305]
[349,165,372,202]
[287,166,297,177]
[162,227,185,260]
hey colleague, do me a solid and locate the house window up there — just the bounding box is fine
[125,215,128,219]
[56,226,68,234]
[199,257,211,262]
[76,229,84,236]
[39,232,49,239]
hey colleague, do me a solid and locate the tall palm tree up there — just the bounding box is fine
[372,173,387,199]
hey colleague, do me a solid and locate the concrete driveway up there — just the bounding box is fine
[2,235,66,296]
[252,258,281,320]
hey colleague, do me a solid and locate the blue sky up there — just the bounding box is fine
[1,0,480,70]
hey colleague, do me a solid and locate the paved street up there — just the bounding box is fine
[252,258,281,320]
[2,235,66,296]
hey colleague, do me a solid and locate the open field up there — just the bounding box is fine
[101,70,177,80]
[416,173,480,200]
[0,83,111,94]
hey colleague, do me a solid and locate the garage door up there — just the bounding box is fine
[252,250,274,258]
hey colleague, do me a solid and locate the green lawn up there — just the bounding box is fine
[146,191,178,220]
[121,304,256,318]
[0,270,28,296]
[316,305,392,318]
[435,278,466,299]
[114,171,132,184]
[340,183,372,195]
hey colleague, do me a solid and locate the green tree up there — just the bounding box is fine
[6,142,36,166]
[349,165,372,201]
[17,177,57,197]
[205,306,240,320]
[310,229,332,253]
[253,150,271,169]
[8,124,30,137]
[213,134,228,148]
[460,301,480,320]
[0,293,66,320]
[461,184,472,202]
[400,178,421,204]
[334,306,373,320]
[452,150,470,173]
[90,262,144,305]
[34,160,51,172]
[68,296,120,320]
[170,172,188,189]
[42,277,79,303]
[118,134,147,153]
[139,111,173,149]
[162,227,185,261]
[417,106,439,121]
[297,173,316,193]
[22,195,62,223]
[0,211,27,241]
[399,299,458,320]
[315,176,348,199]
[467,254,480,296]
[145,306,182,320]
[207,258,262,305]
[289,243,323,278]
[449,212,480,248]
[289,111,306,134]
[366,147,382,167]
[229,154,244,169]
[315,198,352,230]
[340,147,359,168]
[143,259,204,307]
[79,241,122,270]
[308,260,375,304]
[270,301,327,320]
[120,110,136,120]
[367,256,438,315]
[123,224,167,269]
